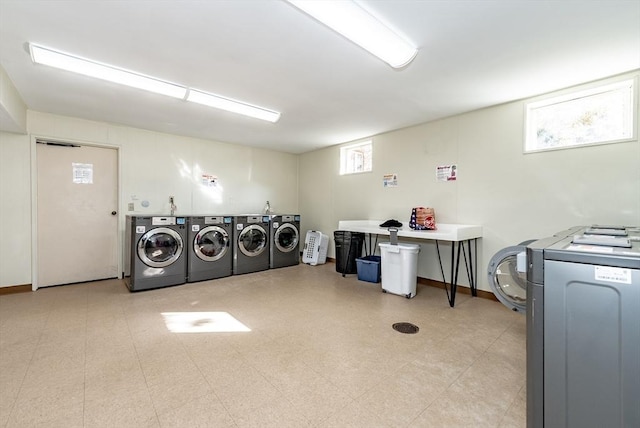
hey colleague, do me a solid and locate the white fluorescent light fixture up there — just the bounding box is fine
[286,0,418,68]
[187,89,281,123]
[29,43,281,122]
[29,43,187,99]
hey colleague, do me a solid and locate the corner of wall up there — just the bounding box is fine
[0,65,27,134]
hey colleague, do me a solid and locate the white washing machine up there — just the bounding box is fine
[187,215,233,282]
[269,214,301,269]
[233,215,270,275]
[124,215,187,291]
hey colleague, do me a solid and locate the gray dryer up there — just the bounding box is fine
[124,215,187,291]
[187,216,233,282]
[269,214,300,269]
[488,225,640,428]
[233,215,270,275]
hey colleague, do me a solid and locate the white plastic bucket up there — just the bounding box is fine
[379,242,420,298]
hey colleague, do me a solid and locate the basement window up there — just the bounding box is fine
[340,140,372,175]
[524,78,636,153]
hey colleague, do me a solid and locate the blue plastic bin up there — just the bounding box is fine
[356,255,381,283]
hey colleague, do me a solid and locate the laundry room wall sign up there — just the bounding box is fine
[436,164,457,182]
[383,173,398,187]
[72,162,93,184]
[201,173,218,187]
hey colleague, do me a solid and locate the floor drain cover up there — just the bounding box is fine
[392,322,419,334]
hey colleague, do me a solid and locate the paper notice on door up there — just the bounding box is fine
[72,163,93,184]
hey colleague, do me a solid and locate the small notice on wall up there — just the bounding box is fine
[72,163,93,184]
[201,173,218,187]
[383,173,398,187]
[436,164,457,182]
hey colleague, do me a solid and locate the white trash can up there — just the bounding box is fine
[379,242,420,298]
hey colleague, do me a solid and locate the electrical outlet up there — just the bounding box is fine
[128,202,134,211]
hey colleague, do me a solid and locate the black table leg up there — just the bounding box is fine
[436,240,458,307]
[462,238,478,297]
[342,238,352,277]
[437,239,478,307]
[435,241,450,305]
[450,241,463,307]
[470,239,478,296]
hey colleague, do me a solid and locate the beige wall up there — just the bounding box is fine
[0,65,27,133]
[299,71,640,292]
[2,71,638,290]
[0,132,31,286]
[0,111,299,287]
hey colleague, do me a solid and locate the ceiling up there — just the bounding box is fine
[1,1,639,154]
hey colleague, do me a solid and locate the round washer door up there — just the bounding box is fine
[138,227,184,268]
[275,223,299,253]
[194,226,229,261]
[487,245,527,313]
[238,225,267,257]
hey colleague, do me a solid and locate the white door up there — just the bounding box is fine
[36,142,118,288]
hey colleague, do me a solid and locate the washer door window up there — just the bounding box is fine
[487,246,527,313]
[275,223,299,253]
[194,226,229,262]
[138,227,184,268]
[238,225,267,257]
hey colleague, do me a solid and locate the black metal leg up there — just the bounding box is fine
[449,242,456,306]
[469,239,477,296]
[436,239,478,308]
[474,239,478,295]
[462,244,470,291]
[342,239,352,277]
[435,241,451,305]
[437,239,479,308]
[436,240,458,307]
[450,241,463,307]
[461,239,478,297]
[367,233,374,256]
[363,234,368,257]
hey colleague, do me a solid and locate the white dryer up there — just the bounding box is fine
[233,215,270,275]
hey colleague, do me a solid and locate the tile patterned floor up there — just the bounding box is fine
[0,263,526,427]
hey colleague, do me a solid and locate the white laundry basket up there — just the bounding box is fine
[379,242,420,298]
[302,231,329,265]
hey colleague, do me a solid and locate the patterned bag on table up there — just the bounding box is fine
[409,207,436,230]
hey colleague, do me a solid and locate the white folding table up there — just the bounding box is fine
[337,220,483,307]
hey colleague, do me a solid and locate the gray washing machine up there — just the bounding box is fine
[233,215,270,275]
[488,225,640,428]
[269,214,301,269]
[187,216,233,282]
[124,215,187,291]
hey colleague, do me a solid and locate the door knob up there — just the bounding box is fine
[111,211,117,216]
